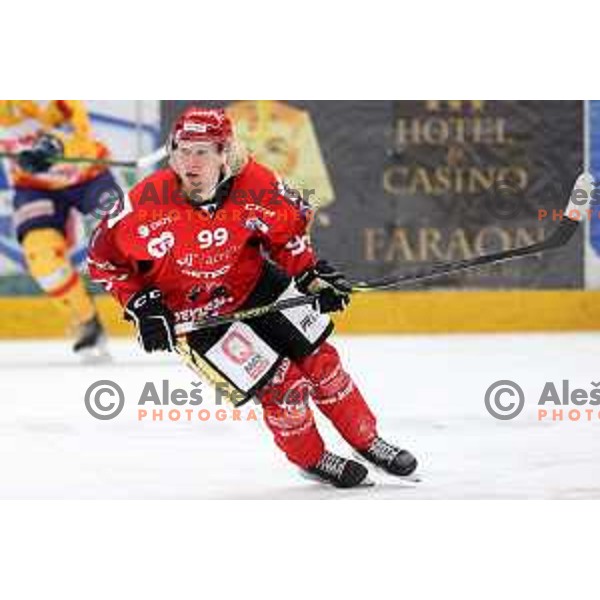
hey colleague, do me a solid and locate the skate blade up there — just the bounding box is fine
[357,476,376,488]
[352,451,422,484]
[299,470,376,489]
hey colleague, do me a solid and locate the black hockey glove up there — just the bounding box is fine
[125,288,176,353]
[296,260,353,314]
[17,134,64,174]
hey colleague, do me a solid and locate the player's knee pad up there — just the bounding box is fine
[299,344,377,449]
[21,228,77,296]
[297,342,354,406]
[260,360,316,439]
[262,400,315,439]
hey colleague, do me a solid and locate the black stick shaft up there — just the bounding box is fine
[174,217,579,335]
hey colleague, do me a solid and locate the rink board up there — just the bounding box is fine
[2,290,600,338]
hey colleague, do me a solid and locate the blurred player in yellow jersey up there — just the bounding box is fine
[0,100,115,360]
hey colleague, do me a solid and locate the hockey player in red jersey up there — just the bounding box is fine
[88,107,417,487]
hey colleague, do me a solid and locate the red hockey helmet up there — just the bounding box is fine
[168,107,233,151]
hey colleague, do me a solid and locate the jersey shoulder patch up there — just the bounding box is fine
[237,159,312,220]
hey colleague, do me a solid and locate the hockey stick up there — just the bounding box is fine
[350,212,580,291]
[174,176,589,336]
[175,293,323,335]
[0,145,167,169]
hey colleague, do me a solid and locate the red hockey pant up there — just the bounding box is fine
[256,341,378,468]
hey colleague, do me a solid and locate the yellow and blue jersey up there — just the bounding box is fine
[0,100,110,190]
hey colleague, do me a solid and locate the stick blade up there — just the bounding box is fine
[563,172,595,222]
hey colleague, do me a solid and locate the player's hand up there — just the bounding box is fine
[17,134,64,174]
[296,260,352,314]
[125,288,176,352]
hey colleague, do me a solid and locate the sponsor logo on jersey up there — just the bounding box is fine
[284,234,309,256]
[173,295,234,323]
[138,216,174,238]
[244,216,270,234]
[174,246,241,269]
[180,265,231,280]
[149,215,174,229]
[244,203,276,218]
[203,244,242,266]
[147,231,175,258]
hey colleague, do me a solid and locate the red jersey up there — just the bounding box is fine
[87,159,317,329]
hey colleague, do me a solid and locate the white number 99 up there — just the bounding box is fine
[197,227,228,249]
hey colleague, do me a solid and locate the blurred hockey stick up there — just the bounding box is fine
[0,145,167,169]
[175,174,590,336]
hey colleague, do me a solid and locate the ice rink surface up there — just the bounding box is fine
[1,332,600,499]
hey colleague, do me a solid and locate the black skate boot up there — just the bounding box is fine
[304,450,371,488]
[358,437,418,477]
[73,315,110,363]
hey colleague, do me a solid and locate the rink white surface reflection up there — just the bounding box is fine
[1,333,599,499]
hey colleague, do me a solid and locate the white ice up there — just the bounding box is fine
[1,333,600,499]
